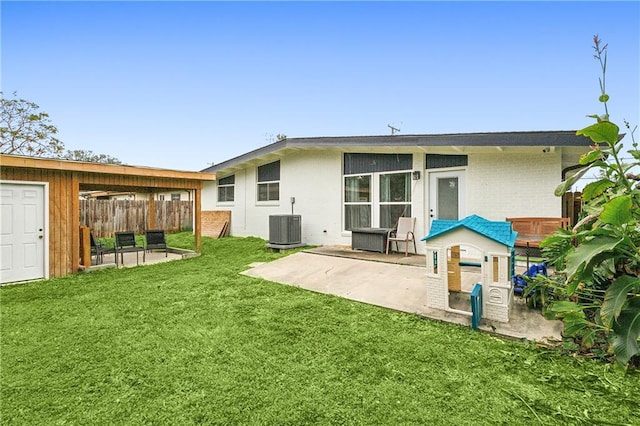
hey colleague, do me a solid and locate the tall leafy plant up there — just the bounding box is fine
[541,36,640,368]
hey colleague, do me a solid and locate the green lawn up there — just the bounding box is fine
[1,235,638,425]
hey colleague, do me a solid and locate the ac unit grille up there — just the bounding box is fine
[269,215,302,245]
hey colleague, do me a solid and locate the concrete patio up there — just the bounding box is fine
[242,245,563,343]
[81,248,198,271]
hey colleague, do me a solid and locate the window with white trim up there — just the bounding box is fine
[379,172,411,228]
[257,161,280,202]
[343,154,412,231]
[218,175,235,202]
[344,175,371,229]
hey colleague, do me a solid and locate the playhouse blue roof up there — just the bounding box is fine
[421,214,517,247]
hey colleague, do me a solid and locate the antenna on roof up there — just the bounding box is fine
[388,124,400,135]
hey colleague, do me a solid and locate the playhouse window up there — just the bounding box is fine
[433,251,438,274]
[425,249,439,276]
[491,255,511,283]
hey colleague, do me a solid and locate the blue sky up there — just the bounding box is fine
[2,1,639,172]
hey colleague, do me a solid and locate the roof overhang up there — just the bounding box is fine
[202,130,591,176]
[2,154,216,181]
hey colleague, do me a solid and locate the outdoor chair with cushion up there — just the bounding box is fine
[114,231,145,267]
[90,231,114,265]
[145,229,168,257]
[386,217,417,256]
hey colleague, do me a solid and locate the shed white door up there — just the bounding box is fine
[0,183,46,283]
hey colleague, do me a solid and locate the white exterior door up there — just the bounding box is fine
[0,182,46,284]
[428,170,466,228]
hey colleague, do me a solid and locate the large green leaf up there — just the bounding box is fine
[547,300,585,316]
[599,196,633,226]
[611,297,640,367]
[582,179,615,202]
[564,236,622,283]
[601,275,640,327]
[579,149,607,165]
[554,166,590,196]
[577,121,620,145]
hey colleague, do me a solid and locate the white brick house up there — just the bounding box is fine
[201,131,590,253]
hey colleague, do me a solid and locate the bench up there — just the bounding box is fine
[506,217,570,267]
[145,229,168,257]
[115,231,146,267]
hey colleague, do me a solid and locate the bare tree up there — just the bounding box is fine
[0,91,65,157]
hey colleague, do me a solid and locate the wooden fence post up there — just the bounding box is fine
[79,226,91,267]
[148,193,156,230]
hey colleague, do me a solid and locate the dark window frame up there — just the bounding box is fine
[426,154,468,169]
[257,161,280,202]
[218,174,235,202]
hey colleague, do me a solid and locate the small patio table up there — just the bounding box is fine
[351,227,395,253]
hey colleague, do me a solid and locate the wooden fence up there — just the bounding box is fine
[563,191,583,226]
[80,200,193,238]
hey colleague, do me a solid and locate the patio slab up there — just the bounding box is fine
[81,248,197,271]
[242,249,563,343]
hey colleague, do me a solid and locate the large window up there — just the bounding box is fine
[257,161,280,202]
[218,175,235,202]
[343,154,412,231]
[344,175,371,229]
[379,172,411,228]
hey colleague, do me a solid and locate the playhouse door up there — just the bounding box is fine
[428,170,466,227]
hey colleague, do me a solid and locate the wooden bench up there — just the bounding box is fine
[506,217,570,267]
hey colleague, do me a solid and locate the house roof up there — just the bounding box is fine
[421,214,517,248]
[202,130,590,173]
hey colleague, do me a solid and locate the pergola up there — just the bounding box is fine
[1,154,215,280]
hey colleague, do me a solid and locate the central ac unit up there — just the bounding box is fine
[269,215,302,245]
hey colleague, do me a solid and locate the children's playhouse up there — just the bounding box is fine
[421,215,518,323]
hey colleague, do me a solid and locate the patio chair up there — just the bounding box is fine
[114,231,145,267]
[145,229,168,257]
[386,217,417,256]
[90,231,114,265]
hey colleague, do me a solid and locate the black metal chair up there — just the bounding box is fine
[90,231,114,265]
[145,229,168,257]
[114,231,145,266]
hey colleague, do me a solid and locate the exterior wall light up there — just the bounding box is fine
[412,171,421,181]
